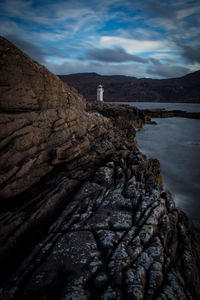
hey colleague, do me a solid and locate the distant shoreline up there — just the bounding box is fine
[59,71,200,103]
[109,102,200,119]
[141,108,200,119]
[105,100,200,104]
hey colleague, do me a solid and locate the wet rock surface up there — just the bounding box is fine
[0,36,200,300]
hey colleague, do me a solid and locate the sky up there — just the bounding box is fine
[0,0,200,79]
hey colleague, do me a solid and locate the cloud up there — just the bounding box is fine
[179,43,200,63]
[4,34,75,60]
[148,58,190,78]
[126,28,163,41]
[0,19,26,37]
[141,0,200,41]
[45,59,146,78]
[176,5,200,20]
[5,34,46,63]
[99,36,174,54]
[173,26,200,39]
[86,47,148,63]
[0,0,100,33]
[144,0,200,21]
[46,57,192,79]
[0,0,125,36]
[145,0,177,20]
[0,0,33,18]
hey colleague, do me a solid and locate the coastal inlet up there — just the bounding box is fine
[134,102,200,222]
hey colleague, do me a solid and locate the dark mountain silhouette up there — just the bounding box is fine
[59,71,200,103]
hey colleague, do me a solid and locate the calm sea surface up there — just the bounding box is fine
[110,102,200,221]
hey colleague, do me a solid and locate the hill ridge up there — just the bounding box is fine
[59,70,200,103]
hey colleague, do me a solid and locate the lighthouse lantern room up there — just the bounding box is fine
[97,84,104,102]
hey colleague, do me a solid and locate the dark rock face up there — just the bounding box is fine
[0,36,200,300]
[0,37,116,199]
[0,36,82,112]
[59,71,200,103]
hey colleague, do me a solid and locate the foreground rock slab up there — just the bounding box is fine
[0,153,200,300]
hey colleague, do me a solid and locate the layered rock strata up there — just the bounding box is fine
[0,36,200,300]
[0,36,115,199]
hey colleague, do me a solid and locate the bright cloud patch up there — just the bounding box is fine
[100,36,174,54]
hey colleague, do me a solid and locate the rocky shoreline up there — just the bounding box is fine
[141,108,200,119]
[0,36,200,300]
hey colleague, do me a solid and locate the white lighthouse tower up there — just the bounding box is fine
[97,84,104,102]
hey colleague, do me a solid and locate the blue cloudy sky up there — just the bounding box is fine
[0,0,199,78]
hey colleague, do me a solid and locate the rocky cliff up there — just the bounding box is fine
[0,36,200,300]
[0,36,114,199]
[59,71,200,103]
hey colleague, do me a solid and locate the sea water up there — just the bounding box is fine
[129,102,200,222]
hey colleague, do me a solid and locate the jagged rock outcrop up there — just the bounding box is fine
[86,102,154,140]
[0,36,200,300]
